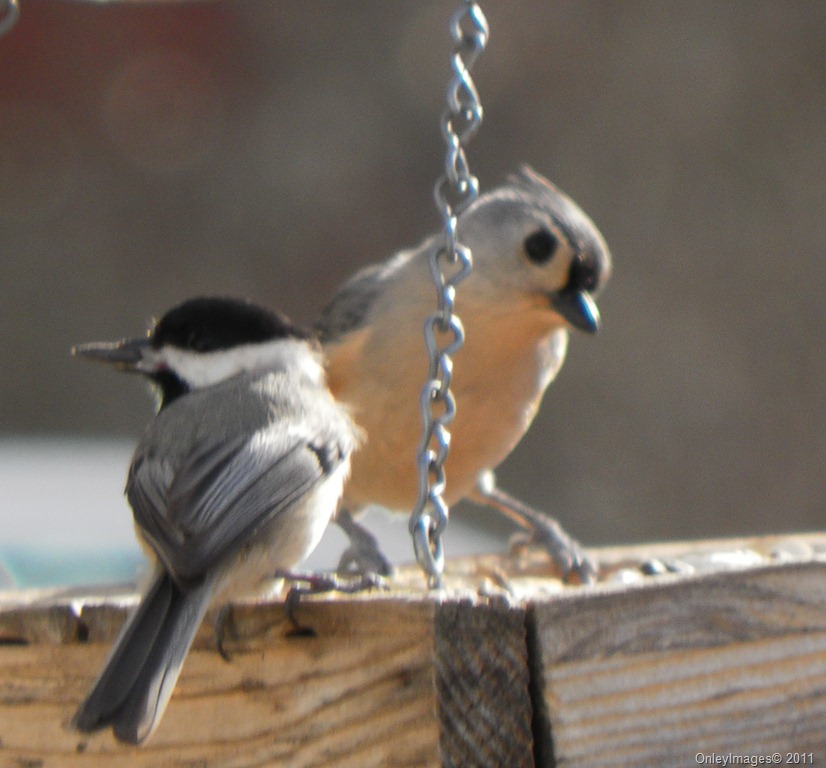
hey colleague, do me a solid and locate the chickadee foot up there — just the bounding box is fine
[473,472,598,585]
[335,508,394,577]
[213,604,236,662]
[275,569,389,636]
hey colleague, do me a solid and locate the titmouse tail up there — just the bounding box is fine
[72,566,215,744]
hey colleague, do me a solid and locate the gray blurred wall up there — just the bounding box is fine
[1,1,824,546]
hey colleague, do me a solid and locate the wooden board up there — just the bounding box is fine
[1,534,826,766]
[531,561,826,766]
[1,593,441,767]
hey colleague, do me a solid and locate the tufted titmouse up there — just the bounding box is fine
[317,166,611,580]
[71,297,360,744]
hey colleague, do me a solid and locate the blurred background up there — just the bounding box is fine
[1,1,824,584]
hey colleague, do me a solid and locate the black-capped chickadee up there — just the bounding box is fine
[71,297,360,744]
[318,166,611,580]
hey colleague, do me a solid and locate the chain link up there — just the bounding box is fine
[409,1,488,588]
[0,0,19,38]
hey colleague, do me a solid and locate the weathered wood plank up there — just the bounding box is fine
[531,560,826,766]
[435,598,532,768]
[2,535,826,767]
[0,595,442,768]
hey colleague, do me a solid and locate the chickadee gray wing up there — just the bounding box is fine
[128,421,340,587]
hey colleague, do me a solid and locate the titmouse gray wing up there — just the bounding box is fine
[316,259,394,342]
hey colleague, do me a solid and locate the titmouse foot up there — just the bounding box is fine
[472,471,598,585]
[335,508,394,577]
[275,569,389,636]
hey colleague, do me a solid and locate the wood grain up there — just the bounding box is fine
[3,535,826,767]
[531,560,826,766]
[0,594,441,768]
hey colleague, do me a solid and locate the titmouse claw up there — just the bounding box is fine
[508,528,597,585]
[474,471,598,585]
[335,508,394,577]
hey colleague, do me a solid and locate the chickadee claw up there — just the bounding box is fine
[213,604,236,662]
[276,569,389,636]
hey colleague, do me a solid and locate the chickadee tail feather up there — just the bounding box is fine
[72,566,215,745]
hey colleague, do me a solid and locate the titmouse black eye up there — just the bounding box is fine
[524,229,558,264]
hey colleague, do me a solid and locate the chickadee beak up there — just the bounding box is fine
[72,337,154,372]
[551,288,600,334]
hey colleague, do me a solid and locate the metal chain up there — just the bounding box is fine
[0,0,19,38]
[409,1,488,588]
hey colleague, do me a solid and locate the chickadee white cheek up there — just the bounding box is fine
[158,339,324,390]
